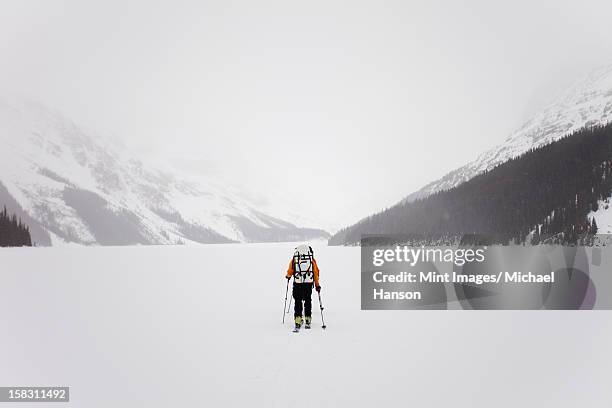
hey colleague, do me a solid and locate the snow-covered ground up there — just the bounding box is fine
[590,199,612,234]
[1,244,611,407]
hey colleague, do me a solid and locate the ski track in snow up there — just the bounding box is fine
[0,244,611,407]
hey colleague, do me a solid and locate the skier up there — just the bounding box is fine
[285,245,321,330]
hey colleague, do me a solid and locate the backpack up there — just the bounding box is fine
[292,245,314,284]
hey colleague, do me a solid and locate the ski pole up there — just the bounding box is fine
[282,279,290,324]
[286,286,293,314]
[317,291,327,329]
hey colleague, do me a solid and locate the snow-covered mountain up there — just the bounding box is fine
[0,96,329,246]
[403,64,612,203]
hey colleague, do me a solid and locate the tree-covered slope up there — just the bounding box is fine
[330,124,612,245]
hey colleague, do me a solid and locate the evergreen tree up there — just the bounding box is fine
[0,206,33,247]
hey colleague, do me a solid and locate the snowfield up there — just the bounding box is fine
[1,244,611,407]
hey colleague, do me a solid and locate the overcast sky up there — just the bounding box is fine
[2,0,612,230]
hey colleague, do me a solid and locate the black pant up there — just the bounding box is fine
[293,283,313,318]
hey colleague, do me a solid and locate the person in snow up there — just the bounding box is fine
[285,245,321,329]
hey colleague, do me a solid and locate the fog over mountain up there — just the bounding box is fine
[331,64,612,244]
[403,64,612,203]
[3,1,612,229]
[0,97,329,245]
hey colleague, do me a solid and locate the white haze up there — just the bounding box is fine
[2,0,612,230]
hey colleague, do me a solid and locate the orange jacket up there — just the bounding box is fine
[286,258,320,287]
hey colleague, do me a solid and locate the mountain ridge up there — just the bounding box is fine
[329,123,612,245]
[402,64,612,203]
[0,96,329,245]
[330,64,612,244]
